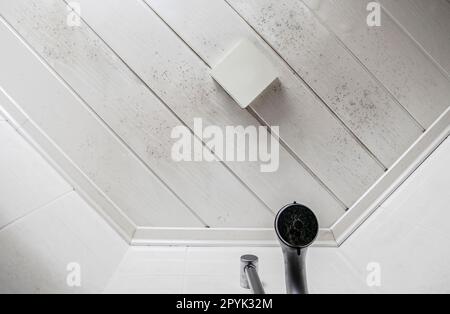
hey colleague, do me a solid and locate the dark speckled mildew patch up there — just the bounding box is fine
[229,0,423,168]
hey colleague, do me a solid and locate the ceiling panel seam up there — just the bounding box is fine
[60,0,276,219]
[0,15,207,228]
[60,0,347,226]
[221,0,388,171]
[380,3,450,81]
[300,0,426,132]
[142,0,353,209]
[0,52,139,239]
[246,107,348,210]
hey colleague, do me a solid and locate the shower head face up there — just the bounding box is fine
[275,204,319,249]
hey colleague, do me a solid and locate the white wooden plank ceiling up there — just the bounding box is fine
[0,0,449,243]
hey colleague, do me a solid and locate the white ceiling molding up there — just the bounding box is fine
[2,87,448,247]
[331,107,450,246]
[131,227,337,247]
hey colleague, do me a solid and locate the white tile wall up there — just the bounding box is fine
[0,192,128,293]
[105,137,450,294]
[105,246,285,294]
[332,138,450,294]
[0,122,71,229]
[104,247,186,294]
[0,120,128,294]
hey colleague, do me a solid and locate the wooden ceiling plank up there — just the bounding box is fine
[0,18,204,229]
[226,0,423,167]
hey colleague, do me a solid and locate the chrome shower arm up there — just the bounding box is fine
[282,247,308,294]
[240,255,265,294]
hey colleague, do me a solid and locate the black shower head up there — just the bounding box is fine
[275,202,319,249]
[275,202,319,294]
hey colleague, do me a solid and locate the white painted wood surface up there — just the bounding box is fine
[0,122,72,229]
[146,0,384,207]
[0,18,203,229]
[303,0,450,128]
[380,0,450,76]
[61,0,345,226]
[0,89,28,126]
[227,0,423,167]
[1,0,448,245]
[0,192,128,293]
[0,0,281,228]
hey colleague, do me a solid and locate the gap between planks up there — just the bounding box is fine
[300,0,426,132]
[60,0,277,220]
[380,4,450,81]
[1,15,210,228]
[221,0,388,171]
[141,0,349,209]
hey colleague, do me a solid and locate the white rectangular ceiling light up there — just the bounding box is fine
[211,40,279,109]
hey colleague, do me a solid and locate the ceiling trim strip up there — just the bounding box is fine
[332,107,450,246]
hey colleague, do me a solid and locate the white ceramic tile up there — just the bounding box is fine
[183,275,250,295]
[211,40,278,108]
[186,247,243,277]
[116,247,187,276]
[184,247,284,294]
[334,138,450,293]
[185,247,285,293]
[0,192,127,294]
[104,247,186,293]
[104,275,183,294]
[0,122,72,229]
[307,247,377,294]
[381,138,450,212]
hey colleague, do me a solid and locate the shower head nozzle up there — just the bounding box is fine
[275,203,319,249]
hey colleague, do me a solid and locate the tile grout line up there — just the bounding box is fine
[222,0,388,172]
[0,190,75,234]
[300,0,426,132]
[102,248,131,293]
[63,0,275,220]
[144,0,349,210]
[181,246,189,293]
[1,13,209,229]
[0,117,76,233]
